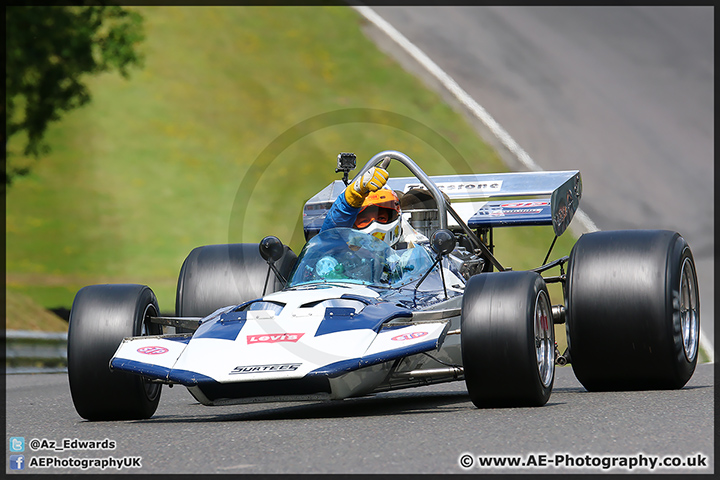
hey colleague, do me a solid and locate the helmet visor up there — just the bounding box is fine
[354,205,400,229]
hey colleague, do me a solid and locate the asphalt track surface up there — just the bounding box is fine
[5,6,715,476]
[5,365,714,474]
[366,6,715,354]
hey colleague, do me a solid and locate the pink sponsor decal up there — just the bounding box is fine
[137,346,169,355]
[247,333,305,344]
[391,331,428,342]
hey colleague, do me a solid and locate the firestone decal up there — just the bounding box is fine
[391,331,428,341]
[230,363,301,374]
[137,346,169,355]
[247,333,304,344]
[404,181,502,194]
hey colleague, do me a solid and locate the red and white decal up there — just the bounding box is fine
[247,333,305,344]
[137,346,169,355]
[500,201,549,208]
[391,331,428,342]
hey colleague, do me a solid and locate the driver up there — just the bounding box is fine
[321,166,427,247]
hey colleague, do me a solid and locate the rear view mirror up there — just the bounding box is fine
[431,229,456,256]
[259,236,284,264]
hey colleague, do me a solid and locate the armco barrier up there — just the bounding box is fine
[5,330,68,373]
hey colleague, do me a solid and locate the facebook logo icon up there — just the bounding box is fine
[10,455,25,470]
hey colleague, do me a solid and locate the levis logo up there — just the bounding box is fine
[246,333,304,344]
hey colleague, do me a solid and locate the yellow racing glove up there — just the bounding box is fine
[344,167,389,208]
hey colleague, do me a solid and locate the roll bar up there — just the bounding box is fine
[353,151,449,231]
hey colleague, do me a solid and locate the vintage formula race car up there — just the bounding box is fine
[67,151,700,420]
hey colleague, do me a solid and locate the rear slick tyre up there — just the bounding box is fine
[461,271,555,408]
[175,243,296,318]
[566,230,700,391]
[67,284,162,421]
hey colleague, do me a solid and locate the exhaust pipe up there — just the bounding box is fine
[392,367,463,381]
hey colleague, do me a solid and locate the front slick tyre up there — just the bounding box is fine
[566,230,700,391]
[68,284,162,421]
[461,271,555,408]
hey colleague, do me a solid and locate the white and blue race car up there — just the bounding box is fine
[67,151,700,420]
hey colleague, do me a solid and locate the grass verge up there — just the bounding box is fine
[6,6,572,326]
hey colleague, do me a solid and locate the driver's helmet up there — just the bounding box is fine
[353,187,402,247]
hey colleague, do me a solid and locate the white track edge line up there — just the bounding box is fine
[353,4,713,364]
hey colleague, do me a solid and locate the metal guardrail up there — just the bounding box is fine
[5,330,68,341]
[4,330,68,374]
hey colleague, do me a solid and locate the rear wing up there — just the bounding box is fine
[303,170,582,238]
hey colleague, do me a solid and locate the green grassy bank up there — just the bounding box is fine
[6,6,576,334]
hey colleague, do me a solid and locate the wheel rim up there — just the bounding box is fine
[140,303,162,401]
[679,256,699,362]
[534,291,554,388]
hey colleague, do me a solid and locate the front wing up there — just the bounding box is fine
[109,319,450,404]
